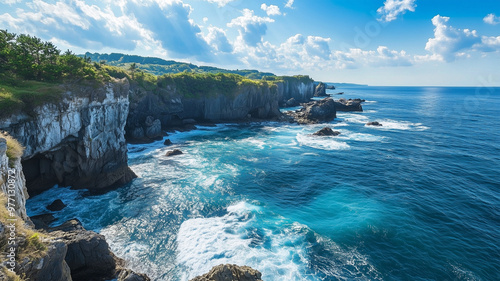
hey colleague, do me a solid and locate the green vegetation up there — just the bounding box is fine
[0,193,47,280]
[82,52,277,79]
[0,30,315,116]
[0,30,122,118]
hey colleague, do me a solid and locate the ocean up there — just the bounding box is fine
[27,86,500,280]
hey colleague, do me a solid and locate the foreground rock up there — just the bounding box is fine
[47,219,150,281]
[314,82,328,97]
[285,98,337,124]
[190,264,263,281]
[334,98,363,112]
[366,121,383,126]
[166,149,183,157]
[313,127,341,136]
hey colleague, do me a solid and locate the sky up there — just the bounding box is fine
[1,0,500,86]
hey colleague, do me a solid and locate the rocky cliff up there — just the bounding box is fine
[0,133,148,281]
[0,136,28,220]
[127,77,314,141]
[0,79,136,195]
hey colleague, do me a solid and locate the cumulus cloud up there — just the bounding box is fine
[203,26,233,53]
[285,0,294,9]
[228,9,274,47]
[377,0,416,22]
[125,0,212,59]
[424,15,481,62]
[261,4,281,16]
[483,13,500,25]
[0,0,215,60]
[334,46,413,68]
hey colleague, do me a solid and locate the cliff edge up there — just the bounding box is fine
[0,79,136,195]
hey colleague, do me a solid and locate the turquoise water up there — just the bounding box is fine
[27,86,500,280]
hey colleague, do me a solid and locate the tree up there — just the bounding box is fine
[129,63,137,80]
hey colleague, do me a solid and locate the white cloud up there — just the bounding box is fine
[203,26,233,53]
[261,4,281,16]
[227,9,274,47]
[475,36,500,52]
[377,0,416,22]
[483,13,500,25]
[424,15,481,62]
[204,0,234,7]
[285,0,294,9]
[1,0,22,4]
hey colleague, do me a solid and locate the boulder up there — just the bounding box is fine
[285,98,336,124]
[334,98,363,112]
[313,127,341,136]
[326,85,336,90]
[284,98,299,107]
[190,264,263,281]
[47,199,67,211]
[31,213,56,229]
[366,121,383,126]
[166,149,183,157]
[144,116,162,140]
[163,139,173,146]
[314,82,328,97]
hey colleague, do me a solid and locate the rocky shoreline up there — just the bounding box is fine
[0,77,363,280]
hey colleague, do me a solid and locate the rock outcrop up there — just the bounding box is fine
[0,79,136,195]
[166,149,183,157]
[326,84,336,90]
[286,98,337,124]
[41,219,150,281]
[334,98,364,112]
[314,82,328,97]
[190,264,263,281]
[313,127,341,136]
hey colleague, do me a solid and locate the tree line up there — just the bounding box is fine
[0,29,103,82]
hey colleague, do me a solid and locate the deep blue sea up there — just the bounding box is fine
[27,86,500,281]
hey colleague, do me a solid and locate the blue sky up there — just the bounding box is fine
[1,0,499,86]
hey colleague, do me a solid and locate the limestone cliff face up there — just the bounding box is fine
[0,79,135,195]
[127,78,314,140]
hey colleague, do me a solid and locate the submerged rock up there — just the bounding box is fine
[313,127,341,136]
[47,199,67,211]
[190,264,263,281]
[166,149,183,157]
[366,121,383,126]
[285,98,337,124]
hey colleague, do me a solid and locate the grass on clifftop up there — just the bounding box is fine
[0,79,64,119]
[1,132,24,167]
[0,193,48,280]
